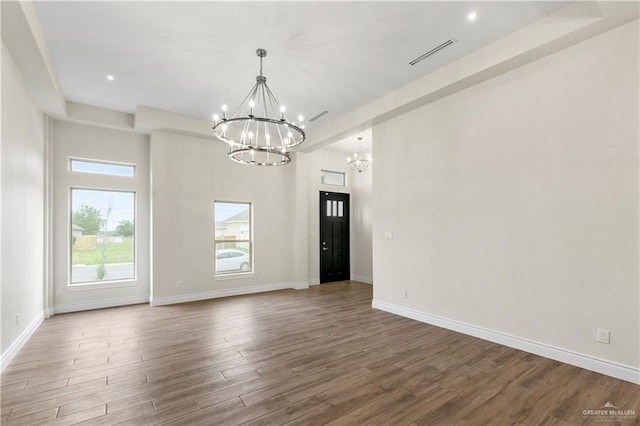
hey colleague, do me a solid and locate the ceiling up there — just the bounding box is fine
[327,129,372,155]
[33,1,569,138]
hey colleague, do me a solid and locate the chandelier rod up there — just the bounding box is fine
[232,82,257,118]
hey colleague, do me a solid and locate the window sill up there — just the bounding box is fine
[214,272,255,281]
[67,279,138,291]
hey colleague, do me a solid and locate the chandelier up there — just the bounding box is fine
[212,49,305,166]
[347,137,371,173]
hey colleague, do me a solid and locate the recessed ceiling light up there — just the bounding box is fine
[106,75,115,81]
[467,11,477,21]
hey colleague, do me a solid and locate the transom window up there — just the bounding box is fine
[214,201,252,275]
[70,159,135,177]
[321,169,345,186]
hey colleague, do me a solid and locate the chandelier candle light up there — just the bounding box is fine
[212,49,305,166]
[347,137,371,173]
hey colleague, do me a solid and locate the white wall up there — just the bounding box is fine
[51,121,150,311]
[373,20,639,374]
[351,164,373,283]
[1,43,45,359]
[150,131,297,303]
[291,152,309,287]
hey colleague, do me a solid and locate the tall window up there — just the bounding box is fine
[70,189,135,284]
[214,201,252,275]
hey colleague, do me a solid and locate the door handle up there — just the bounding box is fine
[322,247,329,251]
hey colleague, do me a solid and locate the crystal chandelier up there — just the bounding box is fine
[212,49,305,166]
[347,137,371,173]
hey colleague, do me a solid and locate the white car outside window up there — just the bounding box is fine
[216,249,250,273]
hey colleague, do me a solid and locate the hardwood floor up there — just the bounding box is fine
[1,282,638,425]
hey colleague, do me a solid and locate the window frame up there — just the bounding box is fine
[69,158,136,178]
[69,186,137,287]
[321,169,346,187]
[214,200,254,279]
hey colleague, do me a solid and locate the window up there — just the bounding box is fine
[214,201,252,275]
[321,169,345,186]
[326,200,345,217]
[70,189,135,284]
[70,159,135,177]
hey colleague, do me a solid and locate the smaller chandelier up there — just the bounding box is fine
[212,49,305,166]
[347,137,371,173]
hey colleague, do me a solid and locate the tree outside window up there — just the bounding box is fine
[71,189,135,284]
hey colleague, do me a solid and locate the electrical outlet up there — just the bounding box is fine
[597,328,610,344]
[176,280,182,288]
[401,289,407,299]
[385,232,393,240]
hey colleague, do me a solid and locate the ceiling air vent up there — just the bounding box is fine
[309,110,329,122]
[409,39,456,66]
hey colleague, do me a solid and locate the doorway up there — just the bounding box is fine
[320,191,350,283]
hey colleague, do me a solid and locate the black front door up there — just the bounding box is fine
[320,191,350,283]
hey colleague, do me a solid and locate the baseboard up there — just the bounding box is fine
[1,310,45,372]
[54,295,150,314]
[372,300,640,385]
[151,282,304,306]
[291,282,310,290]
[308,277,371,285]
[351,275,373,284]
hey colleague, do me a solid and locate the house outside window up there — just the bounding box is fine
[214,201,252,275]
[70,188,135,284]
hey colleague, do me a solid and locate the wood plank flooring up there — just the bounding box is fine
[1,282,638,425]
